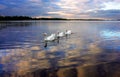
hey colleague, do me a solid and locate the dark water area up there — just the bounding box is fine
[0,20,120,77]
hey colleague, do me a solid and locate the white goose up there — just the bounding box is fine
[65,30,72,35]
[44,33,56,42]
[57,32,65,37]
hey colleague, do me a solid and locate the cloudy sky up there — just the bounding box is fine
[0,0,120,19]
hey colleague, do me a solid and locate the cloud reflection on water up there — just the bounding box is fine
[0,21,120,76]
[0,33,120,75]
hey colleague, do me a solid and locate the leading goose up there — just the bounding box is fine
[44,33,56,42]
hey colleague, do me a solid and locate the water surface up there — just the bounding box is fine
[0,20,120,77]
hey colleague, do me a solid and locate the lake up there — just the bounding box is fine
[0,20,120,77]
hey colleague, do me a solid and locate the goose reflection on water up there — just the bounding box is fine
[43,30,72,48]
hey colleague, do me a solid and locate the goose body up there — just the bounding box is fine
[44,34,56,42]
[57,32,65,37]
[65,30,72,35]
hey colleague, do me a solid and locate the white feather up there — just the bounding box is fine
[44,34,56,41]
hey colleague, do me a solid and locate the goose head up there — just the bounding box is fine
[43,33,47,37]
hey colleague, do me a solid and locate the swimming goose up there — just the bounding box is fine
[65,30,72,35]
[57,32,65,38]
[44,33,56,42]
[43,33,56,47]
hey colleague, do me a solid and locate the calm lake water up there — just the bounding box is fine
[0,20,120,77]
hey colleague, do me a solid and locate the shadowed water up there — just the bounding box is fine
[0,20,120,77]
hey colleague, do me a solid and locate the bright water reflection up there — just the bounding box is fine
[0,21,120,76]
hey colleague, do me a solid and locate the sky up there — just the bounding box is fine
[0,0,120,19]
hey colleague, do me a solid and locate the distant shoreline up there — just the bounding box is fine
[0,16,120,21]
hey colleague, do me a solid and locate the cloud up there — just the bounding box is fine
[28,0,41,3]
[102,2,120,10]
[47,0,116,18]
[0,0,120,19]
[47,11,74,18]
[88,10,120,19]
[0,4,7,9]
[0,0,50,16]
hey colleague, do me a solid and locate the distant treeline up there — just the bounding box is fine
[34,18,67,20]
[68,19,105,21]
[0,16,119,21]
[0,16,32,20]
[0,16,67,21]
